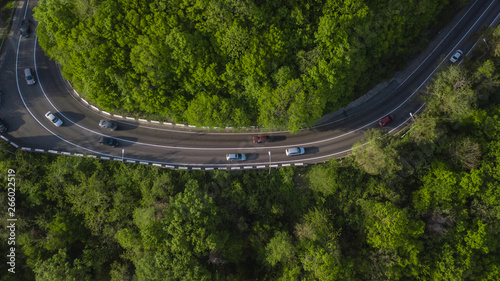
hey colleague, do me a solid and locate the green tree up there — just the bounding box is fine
[33,249,92,281]
[360,200,424,278]
[266,231,296,267]
[352,129,401,175]
[425,66,476,122]
[413,160,461,211]
[258,79,323,132]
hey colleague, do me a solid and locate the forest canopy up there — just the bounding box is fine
[34,0,456,131]
[2,25,500,281]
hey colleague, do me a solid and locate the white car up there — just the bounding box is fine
[450,50,463,63]
[226,153,246,161]
[45,111,63,127]
[285,147,305,156]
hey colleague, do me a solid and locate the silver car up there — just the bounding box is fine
[285,147,305,156]
[99,120,118,130]
[450,50,463,63]
[24,68,35,85]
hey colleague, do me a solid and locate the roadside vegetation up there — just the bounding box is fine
[0,0,15,26]
[0,0,16,53]
[33,0,464,131]
[1,25,499,281]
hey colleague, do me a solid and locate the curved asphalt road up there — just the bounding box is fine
[0,0,499,168]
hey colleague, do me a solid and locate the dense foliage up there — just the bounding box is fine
[34,0,459,131]
[1,26,500,280]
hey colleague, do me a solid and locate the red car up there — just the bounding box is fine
[378,114,394,127]
[253,135,270,143]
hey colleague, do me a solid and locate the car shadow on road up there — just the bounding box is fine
[304,146,319,154]
[113,121,139,131]
[59,111,85,125]
[113,136,139,147]
[0,116,25,133]
[270,135,287,142]
[245,153,259,161]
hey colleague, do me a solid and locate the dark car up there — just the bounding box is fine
[99,120,118,130]
[0,119,7,133]
[98,136,119,147]
[378,114,395,127]
[20,20,30,38]
[253,135,270,143]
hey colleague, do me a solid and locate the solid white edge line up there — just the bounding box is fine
[490,12,500,26]
[23,0,30,19]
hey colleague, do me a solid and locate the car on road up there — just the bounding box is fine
[285,147,305,156]
[450,50,463,63]
[378,114,394,127]
[45,111,63,127]
[99,120,118,130]
[98,136,119,147]
[20,20,30,38]
[24,68,35,85]
[226,153,246,161]
[0,119,7,133]
[253,135,270,143]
